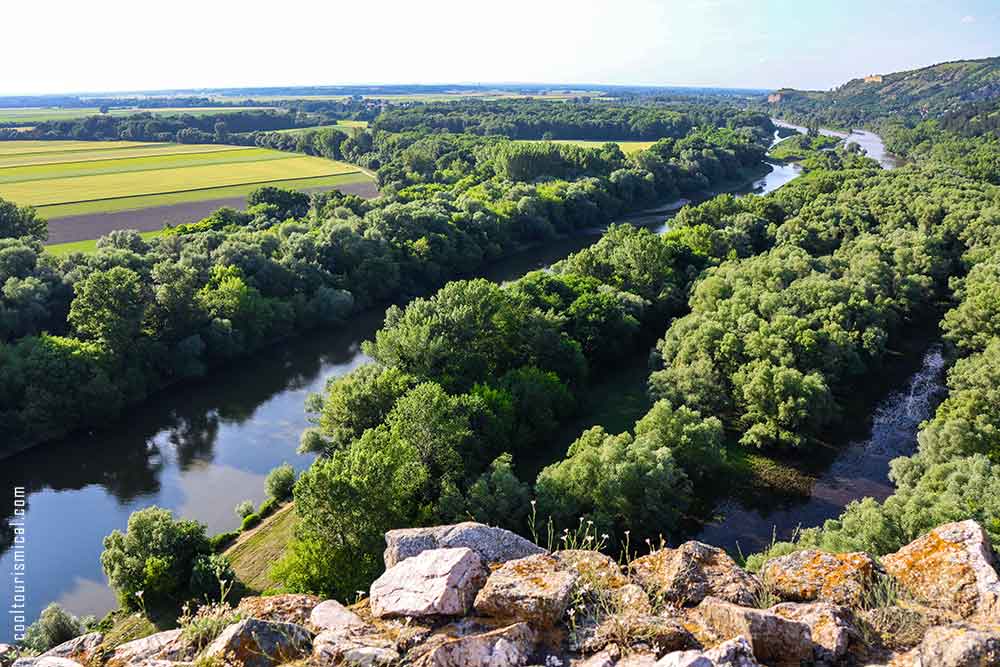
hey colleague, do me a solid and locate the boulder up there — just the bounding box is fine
[762,549,877,607]
[612,583,654,617]
[474,553,579,627]
[107,629,186,667]
[630,542,759,607]
[41,632,103,663]
[573,645,620,667]
[309,599,368,633]
[384,522,545,568]
[203,618,312,667]
[236,593,321,625]
[413,622,535,667]
[882,520,1000,619]
[893,624,1000,667]
[370,547,488,618]
[11,659,84,667]
[769,602,857,664]
[695,597,813,665]
[657,637,761,667]
[558,550,629,590]
[578,614,695,655]
[313,629,400,666]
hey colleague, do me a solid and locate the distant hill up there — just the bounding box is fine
[767,57,1000,127]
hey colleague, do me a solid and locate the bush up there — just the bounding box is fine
[179,602,241,650]
[21,603,84,653]
[100,507,212,608]
[257,497,279,519]
[208,531,240,552]
[265,463,296,501]
[188,554,237,602]
[234,500,255,519]
[241,514,262,531]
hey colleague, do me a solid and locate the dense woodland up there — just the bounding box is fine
[0,101,772,452]
[6,79,1000,633]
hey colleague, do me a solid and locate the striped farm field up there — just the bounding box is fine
[0,140,377,245]
[0,106,271,125]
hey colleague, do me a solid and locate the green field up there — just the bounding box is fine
[275,120,369,136]
[517,139,656,155]
[0,106,272,125]
[0,140,364,219]
[46,230,165,257]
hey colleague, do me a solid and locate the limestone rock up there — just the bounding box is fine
[313,629,400,666]
[762,549,877,607]
[612,583,654,617]
[474,554,579,627]
[40,633,103,663]
[657,637,761,667]
[384,522,545,568]
[558,550,629,590]
[370,547,488,618]
[107,629,186,667]
[573,645,621,667]
[309,599,368,633]
[769,602,857,664]
[630,542,759,607]
[236,593,321,625]
[413,622,535,667]
[893,623,1000,667]
[882,520,1000,619]
[11,659,84,667]
[203,618,312,667]
[695,597,813,665]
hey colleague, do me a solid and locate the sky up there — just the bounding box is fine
[2,0,997,95]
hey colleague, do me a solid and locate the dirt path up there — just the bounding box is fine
[45,179,380,244]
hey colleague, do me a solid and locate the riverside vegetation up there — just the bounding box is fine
[6,57,1000,664]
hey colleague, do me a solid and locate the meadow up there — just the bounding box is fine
[517,138,656,154]
[0,140,374,250]
[274,120,369,135]
[0,106,271,125]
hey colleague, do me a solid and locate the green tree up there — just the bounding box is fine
[0,197,46,242]
[68,267,149,355]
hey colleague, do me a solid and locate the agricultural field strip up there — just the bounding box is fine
[2,156,359,207]
[0,148,297,184]
[36,172,373,219]
[0,106,272,124]
[0,143,252,168]
[0,140,160,155]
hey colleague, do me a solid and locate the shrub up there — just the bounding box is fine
[21,603,84,653]
[100,507,212,608]
[208,531,240,552]
[257,497,279,519]
[241,514,262,531]
[265,463,296,501]
[188,554,237,603]
[234,500,255,520]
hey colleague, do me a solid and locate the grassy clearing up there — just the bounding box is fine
[3,154,358,207]
[225,503,298,594]
[38,171,371,219]
[46,230,164,256]
[0,106,271,124]
[275,120,369,135]
[516,139,656,155]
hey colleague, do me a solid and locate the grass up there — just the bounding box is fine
[224,503,298,594]
[46,230,164,256]
[516,139,656,155]
[0,140,156,155]
[0,106,271,125]
[0,143,251,168]
[275,120,369,135]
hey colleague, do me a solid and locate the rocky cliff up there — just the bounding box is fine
[5,520,1000,667]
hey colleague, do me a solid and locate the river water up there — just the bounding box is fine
[0,126,905,639]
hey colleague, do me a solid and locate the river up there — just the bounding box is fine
[0,125,902,639]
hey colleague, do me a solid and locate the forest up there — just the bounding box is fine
[0,100,772,451]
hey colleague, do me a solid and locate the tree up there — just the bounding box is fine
[0,197,46,242]
[266,463,296,501]
[21,603,85,653]
[100,507,213,607]
[465,453,531,531]
[633,400,725,482]
[68,267,149,355]
[247,186,310,221]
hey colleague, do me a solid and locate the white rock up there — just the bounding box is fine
[370,547,488,618]
[309,599,368,633]
[384,522,544,568]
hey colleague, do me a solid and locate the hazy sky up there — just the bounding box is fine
[2,0,997,95]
